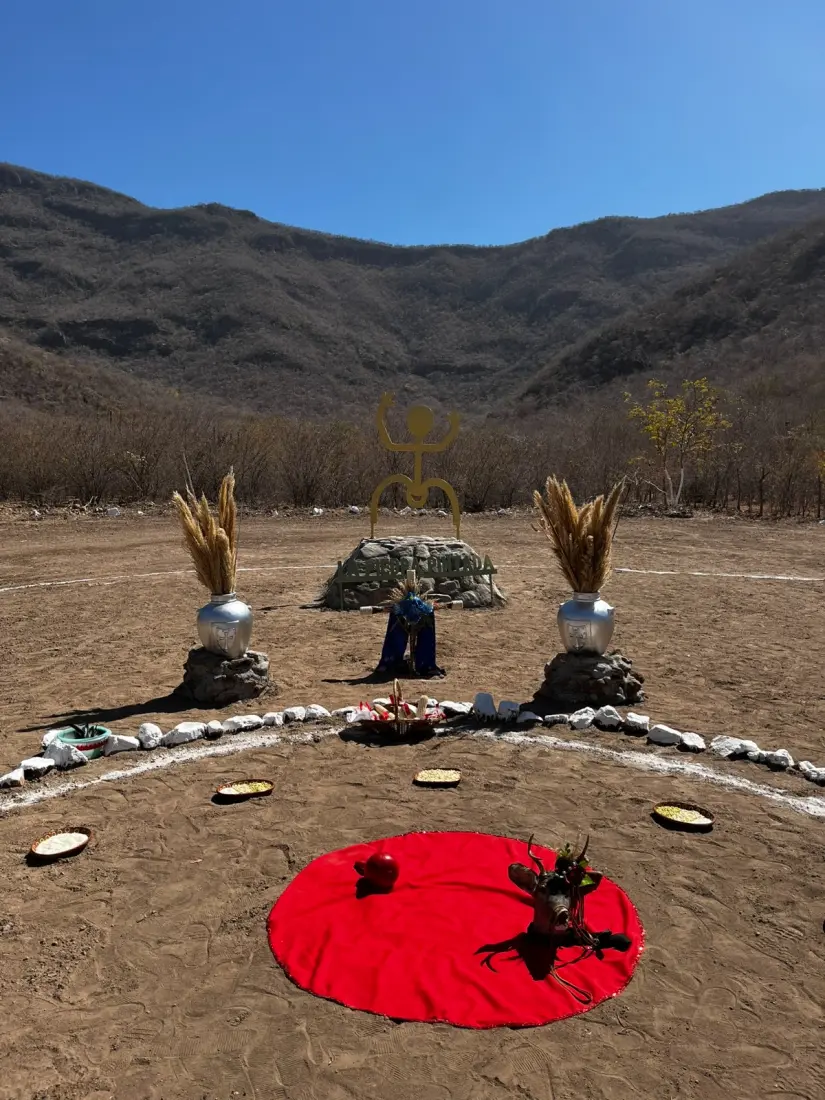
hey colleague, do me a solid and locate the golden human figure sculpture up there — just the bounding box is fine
[369,392,462,538]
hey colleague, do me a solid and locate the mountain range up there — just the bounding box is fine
[2,162,825,421]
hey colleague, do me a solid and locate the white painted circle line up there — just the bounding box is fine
[2,564,821,598]
[615,567,824,582]
[2,725,823,819]
[0,564,336,596]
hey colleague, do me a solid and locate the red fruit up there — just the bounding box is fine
[359,851,399,888]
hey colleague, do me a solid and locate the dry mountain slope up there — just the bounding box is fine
[2,162,825,415]
[520,215,825,409]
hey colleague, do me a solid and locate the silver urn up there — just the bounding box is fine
[557,592,614,655]
[196,593,253,659]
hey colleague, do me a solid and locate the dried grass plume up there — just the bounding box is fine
[172,468,238,596]
[533,476,624,592]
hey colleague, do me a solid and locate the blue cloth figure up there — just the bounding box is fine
[376,593,443,677]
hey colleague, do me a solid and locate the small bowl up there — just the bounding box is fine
[53,725,112,760]
[413,769,461,788]
[215,779,274,802]
[652,801,715,832]
[29,826,92,862]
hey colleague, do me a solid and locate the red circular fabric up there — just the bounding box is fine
[268,831,644,1029]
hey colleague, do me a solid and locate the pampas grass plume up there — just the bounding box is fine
[172,468,239,596]
[534,476,624,592]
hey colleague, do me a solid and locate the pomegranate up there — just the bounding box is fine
[355,851,400,889]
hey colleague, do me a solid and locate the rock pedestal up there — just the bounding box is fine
[525,652,644,715]
[178,647,271,707]
[313,536,506,611]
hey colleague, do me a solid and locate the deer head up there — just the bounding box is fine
[508,834,603,936]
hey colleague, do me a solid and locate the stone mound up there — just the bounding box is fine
[525,652,645,713]
[313,536,506,611]
[178,647,272,707]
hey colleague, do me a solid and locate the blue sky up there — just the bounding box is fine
[2,0,823,245]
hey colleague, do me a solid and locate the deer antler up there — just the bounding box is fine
[526,834,545,875]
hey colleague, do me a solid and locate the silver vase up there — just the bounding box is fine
[196,593,253,659]
[557,592,614,655]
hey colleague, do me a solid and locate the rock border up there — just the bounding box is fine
[2,693,824,794]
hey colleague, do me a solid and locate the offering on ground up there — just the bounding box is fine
[652,801,714,831]
[30,828,91,861]
[268,831,643,1028]
[215,780,274,800]
[354,851,400,890]
[413,768,461,787]
[351,680,446,737]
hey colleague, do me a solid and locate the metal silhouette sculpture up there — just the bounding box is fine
[369,392,462,538]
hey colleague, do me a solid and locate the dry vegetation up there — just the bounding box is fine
[1,387,825,522]
[3,166,825,520]
[533,477,623,592]
[2,163,825,419]
[171,468,238,595]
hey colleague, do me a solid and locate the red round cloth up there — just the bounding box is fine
[268,831,644,1029]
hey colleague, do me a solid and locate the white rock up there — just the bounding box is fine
[569,707,596,730]
[41,729,61,751]
[710,736,758,759]
[21,756,55,779]
[798,760,817,776]
[31,508,42,520]
[623,712,650,734]
[648,723,682,746]
[497,700,520,721]
[206,720,223,735]
[765,748,794,770]
[543,713,569,727]
[472,692,498,719]
[106,506,121,517]
[746,749,767,764]
[517,710,541,725]
[439,701,472,717]
[348,505,361,514]
[0,767,25,788]
[221,716,249,734]
[103,735,140,755]
[47,740,89,769]
[678,732,707,753]
[161,721,206,747]
[304,704,331,721]
[137,722,164,750]
[263,711,285,727]
[283,706,307,723]
[593,705,622,730]
[239,714,264,730]
[312,507,324,516]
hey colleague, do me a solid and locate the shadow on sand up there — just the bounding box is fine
[22,691,193,733]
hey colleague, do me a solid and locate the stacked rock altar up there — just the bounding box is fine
[178,647,271,707]
[523,652,645,716]
[312,536,506,611]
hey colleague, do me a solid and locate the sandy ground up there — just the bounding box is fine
[1,512,825,763]
[1,513,824,1099]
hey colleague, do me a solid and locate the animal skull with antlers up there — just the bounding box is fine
[508,834,603,938]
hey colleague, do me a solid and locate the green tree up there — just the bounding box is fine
[625,378,730,510]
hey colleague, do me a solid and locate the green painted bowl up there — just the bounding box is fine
[54,725,112,759]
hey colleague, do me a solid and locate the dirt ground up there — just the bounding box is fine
[1,513,824,1099]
